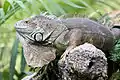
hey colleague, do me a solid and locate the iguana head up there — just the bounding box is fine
[15,15,68,67]
[15,15,59,44]
[14,15,62,67]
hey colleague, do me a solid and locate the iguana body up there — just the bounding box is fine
[15,15,120,67]
[61,18,115,51]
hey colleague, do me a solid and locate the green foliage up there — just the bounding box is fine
[0,0,120,80]
[0,0,26,25]
[109,72,120,80]
[9,39,19,80]
[110,40,120,62]
[20,48,26,73]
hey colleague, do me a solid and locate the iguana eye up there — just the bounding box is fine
[25,21,29,23]
[33,32,43,42]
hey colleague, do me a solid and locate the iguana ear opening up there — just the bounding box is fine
[33,32,43,42]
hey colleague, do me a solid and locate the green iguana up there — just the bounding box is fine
[14,14,120,67]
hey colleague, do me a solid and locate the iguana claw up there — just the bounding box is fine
[58,46,74,65]
[58,51,69,65]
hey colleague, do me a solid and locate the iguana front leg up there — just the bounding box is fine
[58,29,83,64]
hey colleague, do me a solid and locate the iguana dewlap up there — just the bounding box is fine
[15,15,119,67]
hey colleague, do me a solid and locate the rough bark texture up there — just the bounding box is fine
[58,43,108,80]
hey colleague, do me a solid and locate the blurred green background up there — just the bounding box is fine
[0,0,120,80]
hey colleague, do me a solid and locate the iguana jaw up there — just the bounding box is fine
[15,27,35,43]
[15,19,34,39]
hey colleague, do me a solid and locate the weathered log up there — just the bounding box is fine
[58,43,108,80]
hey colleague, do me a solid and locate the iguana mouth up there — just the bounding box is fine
[16,31,34,42]
[15,27,36,42]
[16,28,33,34]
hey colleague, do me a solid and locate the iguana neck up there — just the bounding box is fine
[111,28,120,40]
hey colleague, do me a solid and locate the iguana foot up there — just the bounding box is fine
[58,46,74,65]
